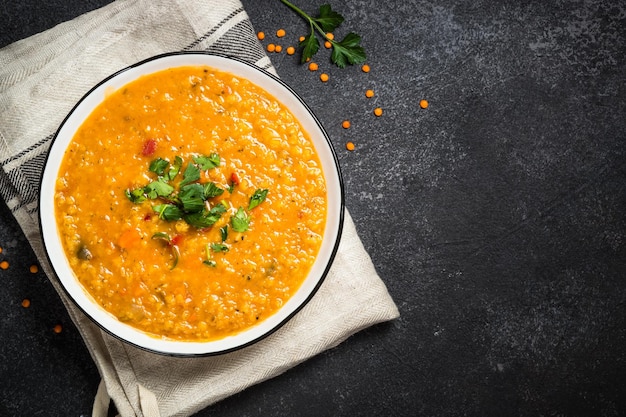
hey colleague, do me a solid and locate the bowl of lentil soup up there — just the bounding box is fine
[40,52,344,356]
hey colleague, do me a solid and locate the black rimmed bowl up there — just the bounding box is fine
[39,52,344,356]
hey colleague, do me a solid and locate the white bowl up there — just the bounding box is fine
[39,52,344,356]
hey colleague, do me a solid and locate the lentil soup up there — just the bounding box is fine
[54,65,327,342]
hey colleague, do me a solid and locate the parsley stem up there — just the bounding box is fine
[279,0,333,42]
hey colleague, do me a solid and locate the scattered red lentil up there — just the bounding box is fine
[275,45,283,53]
[276,28,286,38]
[324,41,332,49]
[362,64,371,73]
[320,73,329,82]
[374,107,383,116]
[420,99,429,109]
[286,46,296,55]
[365,89,375,98]
[299,36,305,42]
[342,120,351,129]
[267,43,276,53]
[346,142,355,151]
[53,324,63,334]
[29,264,39,274]
[0,246,3,254]
[326,32,335,40]
[308,62,319,71]
[21,299,30,308]
[0,260,9,270]
[257,31,265,41]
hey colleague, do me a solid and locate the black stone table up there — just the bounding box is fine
[1,1,625,415]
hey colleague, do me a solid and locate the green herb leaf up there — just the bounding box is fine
[248,189,269,210]
[153,204,183,221]
[330,32,366,68]
[183,204,226,228]
[203,259,217,267]
[193,153,220,170]
[220,225,228,242]
[145,180,175,199]
[179,162,201,187]
[149,158,170,176]
[314,4,344,32]
[300,34,320,64]
[231,207,250,232]
[211,243,229,253]
[125,188,146,204]
[203,182,224,199]
[167,156,183,181]
[179,183,205,213]
[151,231,171,241]
[280,0,365,67]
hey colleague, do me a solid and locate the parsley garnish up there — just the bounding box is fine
[220,225,229,242]
[179,162,201,187]
[153,204,183,221]
[179,183,205,213]
[149,158,170,176]
[280,1,366,67]
[125,154,270,268]
[211,243,229,253]
[125,188,146,204]
[193,153,220,170]
[203,182,224,199]
[145,180,175,199]
[231,207,250,232]
[248,189,269,210]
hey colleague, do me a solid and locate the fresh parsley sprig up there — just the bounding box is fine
[125,155,270,269]
[280,0,366,68]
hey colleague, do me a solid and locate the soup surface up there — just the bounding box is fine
[55,65,327,341]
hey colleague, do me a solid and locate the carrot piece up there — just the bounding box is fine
[118,229,141,249]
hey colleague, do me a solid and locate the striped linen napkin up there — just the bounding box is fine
[0,1,399,416]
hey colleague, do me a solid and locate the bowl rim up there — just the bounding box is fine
[38,51,345,356]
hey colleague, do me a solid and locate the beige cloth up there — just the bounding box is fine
[0,1,399,416]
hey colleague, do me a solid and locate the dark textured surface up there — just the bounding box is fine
[1,0,625,416]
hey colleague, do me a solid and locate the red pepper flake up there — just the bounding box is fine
[230,172,240,185]
[170,235,183,246]
[141,139,157,156]
[143,213,152,221]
